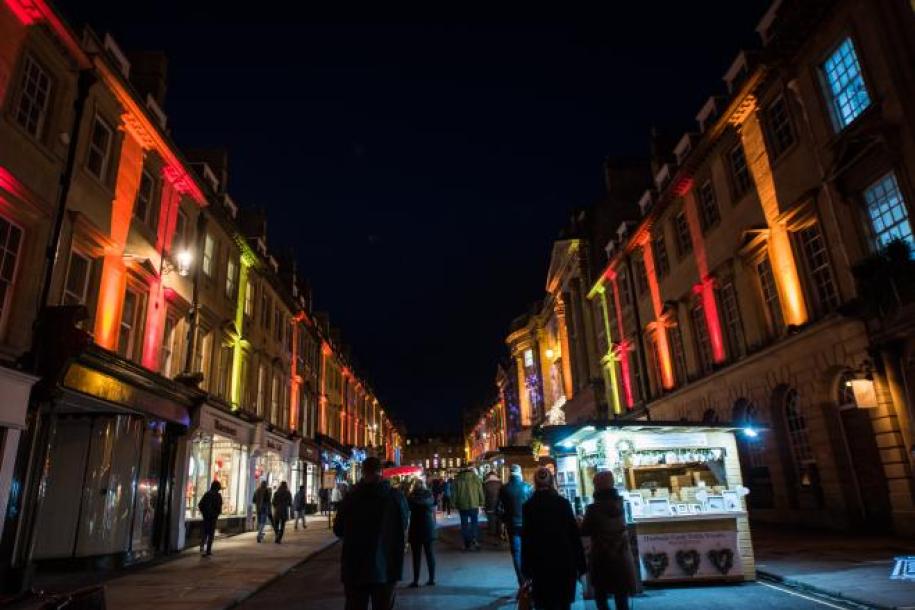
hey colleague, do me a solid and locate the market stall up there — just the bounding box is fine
[547,421,756,584]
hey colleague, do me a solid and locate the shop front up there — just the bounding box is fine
[298,438,321,513]
[316,433,353,488]
[0,365,38,544]
[546,421,756,584]
[251,424,298,507]
[183,403,254,543]
[27,351,194,567]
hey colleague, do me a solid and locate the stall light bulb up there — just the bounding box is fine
[743,427,758,438]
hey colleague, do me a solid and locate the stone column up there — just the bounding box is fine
[515,353,532,426]
[555,297,575,400]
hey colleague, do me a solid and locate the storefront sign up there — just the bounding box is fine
[214,418,239,439]
[322,471,337,489]
[63,362,189,425]
[637,530,739,581]
[266,438,284,452]
[634,433,708,451]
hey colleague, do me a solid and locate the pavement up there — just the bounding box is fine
[241,514,862,610]
[752,523,915,610]
[103,515,337,610]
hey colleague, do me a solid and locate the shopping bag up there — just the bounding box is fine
[515,582,532,610]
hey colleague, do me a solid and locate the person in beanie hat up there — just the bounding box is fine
[521,467,585,609]
[498,464,532,586]
[198,480,223,556]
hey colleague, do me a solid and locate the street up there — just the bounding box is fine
[241,524,862,610]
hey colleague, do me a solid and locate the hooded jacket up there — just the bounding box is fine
[407,487,437,543]
[580,488,639,593]
[333,478,409,585]
[198,481,223,521]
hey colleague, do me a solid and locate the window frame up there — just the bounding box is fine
[796,222,841,315]
[202,234,215,277]
[225,255,238,301]
[62,249,93,306]
[133,168,157,230]
[764,94,796,160]
[673,210,692,257]
[653,231,670,278]
[14,53,53,140]
[819,35,872,132]
[756,257,785,337]
[690,299,714,375]
[717,280,746,360]
[862,171,914,253]
[0,216,24,334]
[727,142,752,200]
[698,179,721,232]
[86,113,114,182]
[117,285,145,361]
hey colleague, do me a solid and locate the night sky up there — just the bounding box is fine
[57,1,770,434]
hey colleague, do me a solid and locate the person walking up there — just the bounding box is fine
[499,464,532,586]
[452,467,484,551]
[407,479,437,587]
[272,481,293,543]
[431,478,444,512]
[293,484,308,530]
[522,467,586,610]
[442,478,453,516]
[253,480,273,543]
[483,471,503,541]
[319,487,330,515]
[580,471,638,610]
[334,457,409,610]
[331,481,344,513]
[198,480,222,556]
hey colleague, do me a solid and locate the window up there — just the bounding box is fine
[15,55,52,138]
[863,172,914,252]
[161,315,177,376]
[216,344,232,399]
[257,364,266,416]
[271,374,280,425]
[274,307,282,342]
[673,211,692,256]
[765,95,795,158]
[784,389,814,465]
[690,300,714,374]
[86,115,113,180]
[244,281,255,318]
[174,209,188,250]
[718,281,746,360]
[757,257,785,335]
[0,217,23,326]
[261,294,270,329]
[728,143,752,198]
[225,256,238,300]
[634,257,648,295]
[63,251,92,305]
[202,234,215,277]
[133,169,156,228]
[698,180,720,231]
[669,324,688,385]
[653,232,669,277]
[117,288,143,360]
[797,223,840,312]
[821,37,871,130]
[195,331,212,379]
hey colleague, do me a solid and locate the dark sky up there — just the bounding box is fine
[57,1,770,434]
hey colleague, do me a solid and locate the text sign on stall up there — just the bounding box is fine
[637,530,739,581]
[634,433,708,450]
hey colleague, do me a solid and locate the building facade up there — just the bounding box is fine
[0,0,398,586]
[496,0,915,536]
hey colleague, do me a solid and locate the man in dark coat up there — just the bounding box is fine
[580,471,638,610]
[499,464,532,586]
[334,457,409,610]
[198,480,222,556]
[406,479,437,587]
[293,484,307,529]
[272,481,293,543]
[483,471,503,540]
[522,467,586,610]
[252,480,272,543]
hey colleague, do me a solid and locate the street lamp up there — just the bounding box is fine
[176,249,193,277]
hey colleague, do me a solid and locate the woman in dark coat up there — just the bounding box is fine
[407,479,437,587]
[580,471,638,610]
[522,467,586,610]
[272,481,293,543]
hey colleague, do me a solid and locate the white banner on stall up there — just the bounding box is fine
[637,530,739,581]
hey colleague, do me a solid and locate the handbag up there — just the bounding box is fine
[515,581,532,610]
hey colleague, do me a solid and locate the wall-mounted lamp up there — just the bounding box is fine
[545,348,555,360]
[176,249,193,277]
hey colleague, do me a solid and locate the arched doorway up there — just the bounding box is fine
[836,372,891,530]
[732,398,774,509]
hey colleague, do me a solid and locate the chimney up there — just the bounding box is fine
[127,51,168,108]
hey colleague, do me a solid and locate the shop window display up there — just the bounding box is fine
[186,433,249,519]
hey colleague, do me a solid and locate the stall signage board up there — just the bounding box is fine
[634,433,708,450]
[322,471,337,489]
[637,530,739,581]
[214,418,239,439]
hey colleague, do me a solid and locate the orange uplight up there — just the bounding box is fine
[734,97,807,326]
[639,236,675,390]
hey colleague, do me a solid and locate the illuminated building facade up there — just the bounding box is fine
[584,0,915,535]
[0,0,398,581]
[403,435,465,477]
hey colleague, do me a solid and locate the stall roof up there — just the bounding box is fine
[541,420,762,451]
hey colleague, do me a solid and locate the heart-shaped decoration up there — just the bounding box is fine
[643,552,669,579]
[707,548,734,575]
[675,549,701,576]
